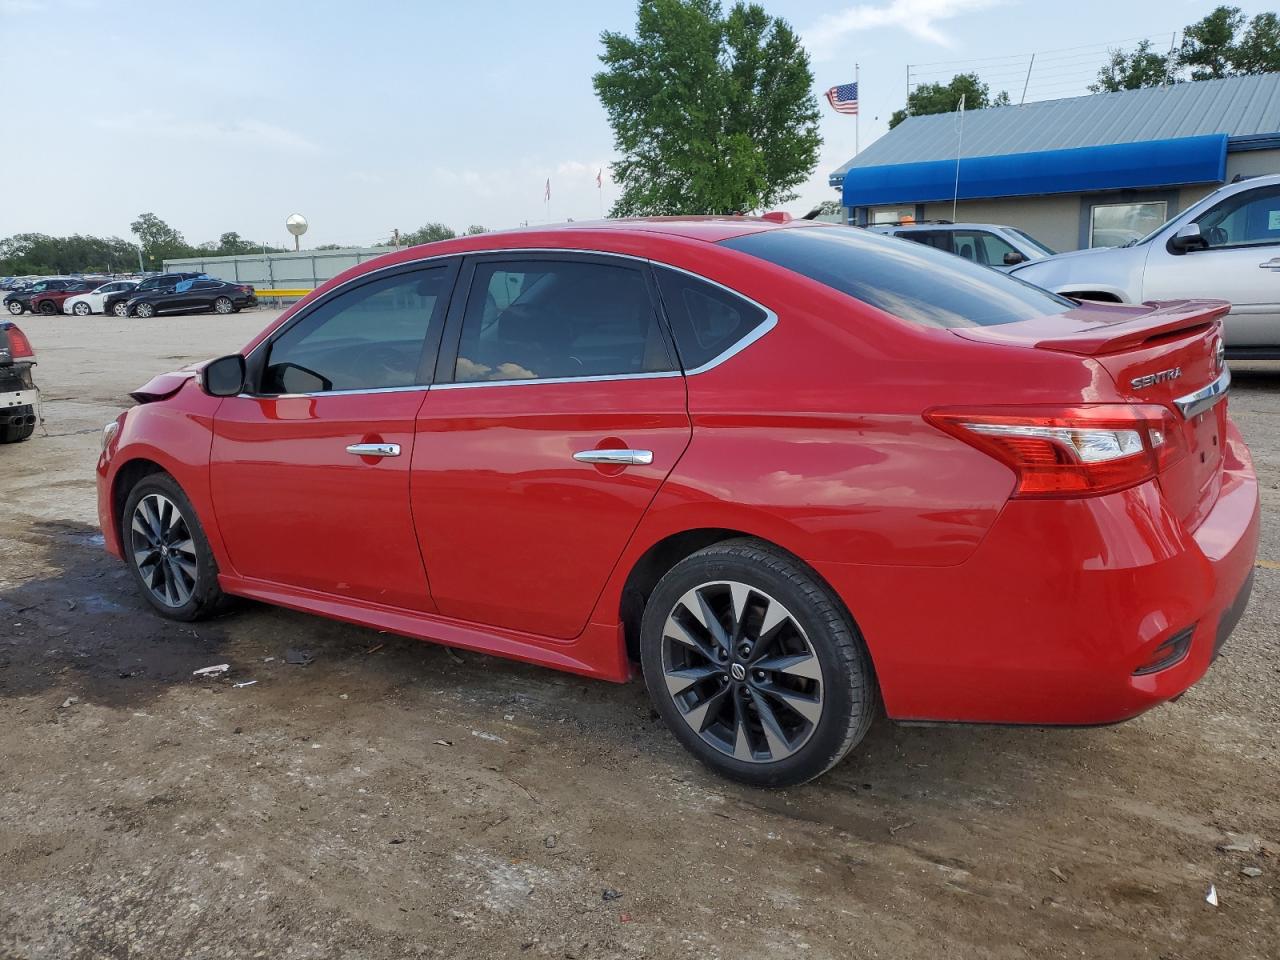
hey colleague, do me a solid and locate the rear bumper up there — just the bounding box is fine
[817,419,1260,725]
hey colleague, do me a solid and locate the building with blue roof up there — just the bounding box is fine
[829,73,1280,251]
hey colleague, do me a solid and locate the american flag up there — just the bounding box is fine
[825,82,859,115]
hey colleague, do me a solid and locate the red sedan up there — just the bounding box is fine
[96,218,1259,786]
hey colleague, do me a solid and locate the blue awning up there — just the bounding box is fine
[841,134,1228,208]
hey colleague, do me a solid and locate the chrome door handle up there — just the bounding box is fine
[346,442,401,458]
[1259,258,1280,269]
[573,448,653,466]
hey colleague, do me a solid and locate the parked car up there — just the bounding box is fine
[1012,174,1280,359]
[96,219,1258,786]
[4,278,80,315]
[30,279,103,315]
[102,273,206,317]
[125,278,256,317]
[0,320,38,443]
[869,221,1056,270]
[63,279,140,316]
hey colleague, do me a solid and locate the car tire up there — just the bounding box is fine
[112,301,128,318]
[0,420,35,443]
[134,302,155,318]
[213,296,234,315]
[640,538,878,787]
[122,473,225,621]
[38,301,56,315]
[7,301,25,315]
[72,301,92,316]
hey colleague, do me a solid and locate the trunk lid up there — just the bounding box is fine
[953,299,1230,529]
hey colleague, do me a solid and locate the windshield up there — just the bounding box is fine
[720,226,1075,329]
[1009,228,1056,257]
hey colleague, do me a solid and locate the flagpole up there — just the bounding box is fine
[855,63,860,157]
[952,94,966,222]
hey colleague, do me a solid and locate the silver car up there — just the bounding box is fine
[1013,174,1280,359]
[868,222,1056,271]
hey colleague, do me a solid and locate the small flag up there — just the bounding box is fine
[544,178,551,202]
[825,81,859,115]
[596,168,603,188]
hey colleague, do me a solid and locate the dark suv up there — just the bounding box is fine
[5,278,81,316]
[103,273,206,317]
[0,320,38,442]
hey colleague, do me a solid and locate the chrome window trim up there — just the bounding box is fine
[239,245,779,398]
[434,371,682,391]
[1173,367,1231,419]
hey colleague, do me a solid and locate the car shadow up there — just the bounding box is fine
[0,519,235,709]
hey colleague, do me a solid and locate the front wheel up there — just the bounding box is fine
[133,302,155,318]
[72,301,92,316]
[112,301,128,318]
[8,301,25,315]
[123,473,225,621]
[640,539,878,787]
[38,301,56,315]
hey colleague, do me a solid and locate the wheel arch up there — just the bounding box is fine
[615,527,870,674]
[109,457,169,554]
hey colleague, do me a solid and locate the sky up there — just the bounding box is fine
[1,0,1275,248]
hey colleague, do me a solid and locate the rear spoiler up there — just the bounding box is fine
[953,300,1229,356]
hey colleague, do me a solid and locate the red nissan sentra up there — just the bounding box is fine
[96,218,1259,786]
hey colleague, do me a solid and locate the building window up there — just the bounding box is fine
[870,206,916,225]
[1089,201,1168,248]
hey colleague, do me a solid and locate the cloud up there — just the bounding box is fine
[804,0,1003,60]
[92,111,320,153]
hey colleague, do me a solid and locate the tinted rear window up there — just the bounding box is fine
[721,226,1074,328]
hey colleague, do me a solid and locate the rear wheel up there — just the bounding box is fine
[72,301,92,316]
[134,302,155,318]
[213,296,234,315]
[640,539,878,787]
[122,474,224,621]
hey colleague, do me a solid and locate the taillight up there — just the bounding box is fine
[5,323,34,359]
[926,404,1185,498]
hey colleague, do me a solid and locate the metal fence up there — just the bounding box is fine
[162,248,390,295]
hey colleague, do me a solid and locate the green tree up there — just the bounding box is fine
[0,233,140,275]
[392,223,457,246]
[1090,39,1173,93]
[594,0,820,216]
[1232,11,1280,74]
[1180,5,1246,80]
[130,212,194,267]
[889,73,1007,128]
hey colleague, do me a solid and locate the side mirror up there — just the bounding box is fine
[1169,222,1207,253]
[1003,251,1026,265]
[201,354,246,397]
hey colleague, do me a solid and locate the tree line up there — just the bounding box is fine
[0,213,493,276]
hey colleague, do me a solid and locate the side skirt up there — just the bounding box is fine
[218,574,631,682]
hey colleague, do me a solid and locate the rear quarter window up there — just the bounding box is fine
[720,226,1074,328]
[654,267,769,370]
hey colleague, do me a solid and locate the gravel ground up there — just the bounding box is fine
[0,310,1276,960]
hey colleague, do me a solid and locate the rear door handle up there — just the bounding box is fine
[346,443,401,458]
[1259,258,1280,269]
[573,448,653,466]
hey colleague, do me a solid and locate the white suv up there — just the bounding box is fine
[1013,174,1280,358]
[868,222,1056,271]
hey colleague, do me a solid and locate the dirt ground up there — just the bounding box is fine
[0,309,1276,960]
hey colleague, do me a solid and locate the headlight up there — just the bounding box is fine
[101,420,119,452]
